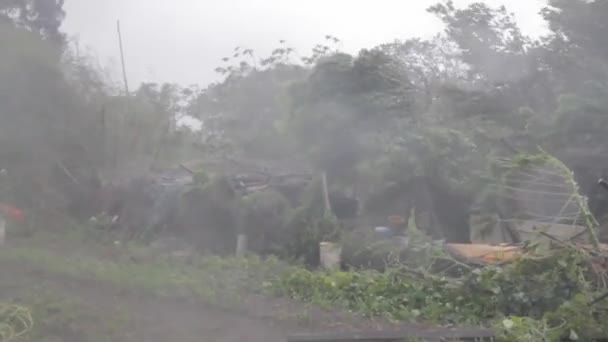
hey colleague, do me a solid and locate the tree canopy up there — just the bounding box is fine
[3,0,608,235]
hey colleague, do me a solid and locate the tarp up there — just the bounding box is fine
[445,243,522,264]
[446,242,608,264]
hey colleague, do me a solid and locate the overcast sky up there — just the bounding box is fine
[61,0,548,87]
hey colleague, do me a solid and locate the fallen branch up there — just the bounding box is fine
[57,161,80,186]
[588,291,608,306]
[179,164,195,175]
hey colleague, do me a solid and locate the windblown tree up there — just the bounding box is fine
[184,0,608,241]
[428,1,531,83]
[3,0,608,241]
[0,17,105,214]
[0,0,65,43]
[188,49,308,159]
[0,5,192,215]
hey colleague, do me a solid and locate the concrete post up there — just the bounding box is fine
[236,234,247,258]
[0,217,5,246]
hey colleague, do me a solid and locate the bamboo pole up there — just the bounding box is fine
[321,172,332,215]
[116,20,131,166]
[117,20,130,96]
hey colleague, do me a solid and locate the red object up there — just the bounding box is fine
[0,203,24,224]
[388,215,405,225]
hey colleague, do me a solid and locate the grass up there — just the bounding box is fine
[0,303,32,342]
[0,281,128,342]
[22,296,127,342]
[0,243,282,311]
[2,227,608,341]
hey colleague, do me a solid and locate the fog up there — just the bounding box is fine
[6,0,608,340]
[62,0,548,86]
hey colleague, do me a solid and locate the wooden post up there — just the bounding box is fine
[99,105,108,165]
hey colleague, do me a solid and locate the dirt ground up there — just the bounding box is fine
[1,263,291,342]
[0,234,409,342]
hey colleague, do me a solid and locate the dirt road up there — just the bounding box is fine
[1,262,293,342]
[0,233,432,342]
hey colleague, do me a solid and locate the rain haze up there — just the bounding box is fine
[8,0,608,340]
[62,0,548,86]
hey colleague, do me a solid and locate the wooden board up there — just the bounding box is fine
[445,243,521,264]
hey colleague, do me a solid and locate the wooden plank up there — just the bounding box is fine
[287,328,495,342]
[445,243,521,264]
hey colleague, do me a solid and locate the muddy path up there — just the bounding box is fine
[0,233,438,342]
[1,262,291,342]
[0,246,410,342]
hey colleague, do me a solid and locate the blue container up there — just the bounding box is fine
[373,226,394,239]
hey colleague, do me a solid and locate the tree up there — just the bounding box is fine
[428,1,530,84]
[0,0,65,42]
[379,36,469,112]
[189,47,308,159]
[539,0,608,195]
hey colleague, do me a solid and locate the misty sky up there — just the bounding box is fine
[61,0,548,87]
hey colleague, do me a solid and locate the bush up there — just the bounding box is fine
[240,190,291,255]
[270,245,608,340]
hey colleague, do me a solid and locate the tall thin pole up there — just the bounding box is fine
[117,20,130,95]
[321,172,332,215]
[116,20,130,167]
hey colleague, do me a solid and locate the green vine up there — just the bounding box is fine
[0,304,33,342]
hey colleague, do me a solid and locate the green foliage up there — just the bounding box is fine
[498,294,608,341]
[429,1,529,83]
[283,208,340,266]
[272,246,608,341]
[0,15,201,215]
[0,0,65,42]
[0,304,33,342]
[17,295,127,342]
[240,190,291,255]
[342,231,450,275]
[551,92,608,150]
[192,170,210,186]
[171,0,608,251]
[279,179,341,265]
[173,175,239,254]
[457,249,591,320]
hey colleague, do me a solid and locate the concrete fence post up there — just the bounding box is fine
[236,234,247,258]
[0,217,5,246]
